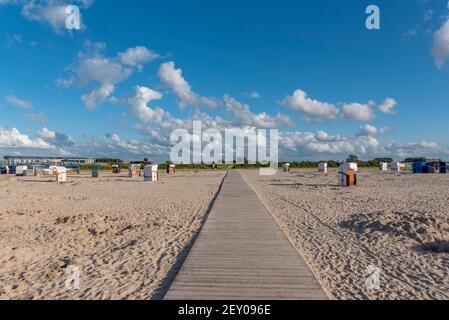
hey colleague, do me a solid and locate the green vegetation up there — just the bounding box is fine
[281,161,341,168]
[373,157,393,163]
[80,155,386,172]
[281,157,386,169]
[95,158,124,164]
[346,154,359,163]
[80,164,130,171]
[233,162,271,169]
[159,160,233,171]
[159,155,385,170]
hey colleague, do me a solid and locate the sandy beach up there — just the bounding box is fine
[0,170,225,300]
[1,168,448,300]
[240,169,449,300]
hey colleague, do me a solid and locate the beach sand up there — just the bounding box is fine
[0,170,225,300]
[240,169,449,300]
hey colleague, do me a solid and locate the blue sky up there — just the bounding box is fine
[1,0,449,162]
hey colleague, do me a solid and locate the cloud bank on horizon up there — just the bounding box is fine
[1,0,449,162]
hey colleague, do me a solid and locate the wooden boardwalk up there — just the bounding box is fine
[164,170,327,300]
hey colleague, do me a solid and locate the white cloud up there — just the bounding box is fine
[2,122,447,163]
[125,87,245,151]
[281,90,397,122]
[22,2,69,33]
[431,17,449,69]
[383,140,444,159]
[5,95,33,109]
[281,89,339,121]
[81,84,115,110]
[358,124,378,136]
[356,125,392,137]
[279,129,449,161]
[379,126,393,134]
[224,95,295,129]
[158,61,221,109]
[58,43,157,108]
[37,127,55,139]
[127,86,165,124]
[101,133,170,159]
[38,127,76,146]
[0,0,95,34]
[125,86,194,147]
[105,133,141,154]
[0,127,53,150]
[341,102,375,121]
[356,136,380,155]
[74,55,131,86]
[279,130,380,156]
[378,98,397,114]
[118,46,159,70]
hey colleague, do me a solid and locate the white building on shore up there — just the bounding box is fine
[3,156,95,166]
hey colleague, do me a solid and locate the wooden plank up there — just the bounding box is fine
[164,170,327,300]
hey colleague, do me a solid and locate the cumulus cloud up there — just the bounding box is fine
[158,61,221,109]
[104,133,141,154]
[281,89,339,121]
[0,0,94,34]
[98,133,170,159]
[279,130,380,157]
[127,86,166,124]
[431,16,449,69]
[2,122,446,163]
[384,140,444,159]
[279,129,443,161]
[122,87,404,161]
[118,46,159,70]
[5,95,33,109]
[58,42,157,109]
[357,124,392,137]
[124,88,261,153]
[358,124,378,136]
[341,102,375,121]
[378,98,397,114]
[281,89,397,122]
[38,127,76,146]
[81,84,115,109]
[125,86,193,146]
[379,126,393,134]
[0,127,53,150]
[74,55,131,86]
[224,95,295,129]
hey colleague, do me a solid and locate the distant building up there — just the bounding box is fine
[129,158,153,166]
[404,157,442,163]
[373,157,393,163]
[3,156,95,166]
